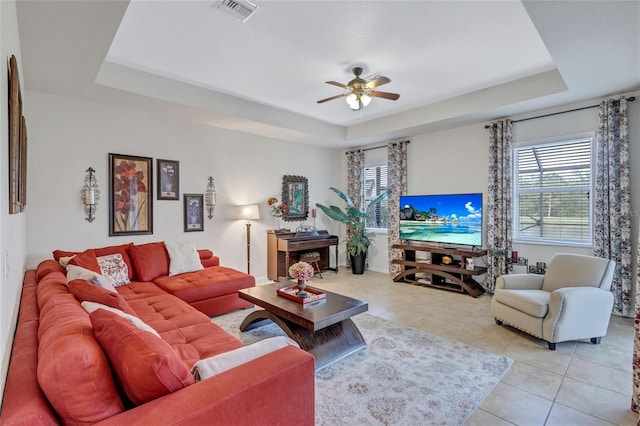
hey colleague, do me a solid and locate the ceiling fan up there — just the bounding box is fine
[317,67,400,111]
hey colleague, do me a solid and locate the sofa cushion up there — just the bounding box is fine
[53,243,135,280]
[191,336,299,381]
[67,249,101,274]
[197,249,214,260]
[36,259,65,282]
[165,242,204,276]
[37,290,124,424]
[66,264,117,291]
[493,289,550,318]
[68,279,137,316]
[128,242,170,281]
[118,288,244,366]
[90,309,195,405]
[153,266,255,304]
[36,272,75,312]
[82,301,160,338]
[116,280,172,301]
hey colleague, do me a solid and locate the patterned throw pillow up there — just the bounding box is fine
[97,253,131,287]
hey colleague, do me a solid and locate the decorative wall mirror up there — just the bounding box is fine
[281,175,308,222]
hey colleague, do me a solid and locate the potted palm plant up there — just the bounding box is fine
[315,187,387,274]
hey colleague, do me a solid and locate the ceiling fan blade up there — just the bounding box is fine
[369,90,400,100]
[317,93,348,104]
[325,81,349,89]
[364,76,390,89]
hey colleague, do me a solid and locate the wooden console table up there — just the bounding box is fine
[392,244,487,297]
[267,229,338,281]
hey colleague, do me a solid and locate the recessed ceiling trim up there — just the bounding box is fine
[215,0,259,23]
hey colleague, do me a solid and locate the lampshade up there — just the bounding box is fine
[346,93,372,111]
[346,93,359,110]
[238,204,260,220]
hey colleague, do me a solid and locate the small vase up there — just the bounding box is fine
[274,218,280,230]
[296,279,308,299]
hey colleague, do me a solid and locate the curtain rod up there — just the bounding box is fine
[483,96,636,129]
[345,140,410,154]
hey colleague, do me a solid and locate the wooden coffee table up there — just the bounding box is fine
[238,283,368,370]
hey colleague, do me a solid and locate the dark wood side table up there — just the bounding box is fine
[238,283,368,371]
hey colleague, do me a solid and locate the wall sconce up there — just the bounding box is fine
[81,167,100,222]
[238,204,260,274]
[205,176,217,219]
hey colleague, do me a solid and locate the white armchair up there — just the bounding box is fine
[491,253,615,350]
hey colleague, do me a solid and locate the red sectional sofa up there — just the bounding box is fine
[0,242,315,425]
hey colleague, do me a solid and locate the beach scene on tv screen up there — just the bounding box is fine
[399,194,482,246]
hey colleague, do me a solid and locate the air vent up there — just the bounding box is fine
[215,0,259,23]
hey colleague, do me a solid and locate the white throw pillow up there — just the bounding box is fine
[165,242,204,276]
[66,264,117,293]
[81,301,161,338]
[190,336,299,382]
[58,256,75,268]
[97,253,131,286]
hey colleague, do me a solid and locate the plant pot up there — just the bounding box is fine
[350,252,366,275]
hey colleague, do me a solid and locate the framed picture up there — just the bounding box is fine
[8,55,22,214]
[184,194,204,232]
[19,115,28,212]
[157,159,179,200]
[281,175,308,222]
[109,153,153,236]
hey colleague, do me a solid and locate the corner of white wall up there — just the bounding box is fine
[0,0,28,404]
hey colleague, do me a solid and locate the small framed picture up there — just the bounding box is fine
[157,159,179,200]
[281,174,308,222]
[184,194,204,232]
[464,257,475,271]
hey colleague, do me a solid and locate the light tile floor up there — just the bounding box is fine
[299,269,638,426]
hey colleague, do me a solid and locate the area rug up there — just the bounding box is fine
[213,310,512,425]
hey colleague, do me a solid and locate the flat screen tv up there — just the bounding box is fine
[399,193,483,247]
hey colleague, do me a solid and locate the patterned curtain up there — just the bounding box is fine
[634,224,640,412]
[346,149,364,267]
[486,120,513,293]
[594,97,631,317]
[387,140,408,274]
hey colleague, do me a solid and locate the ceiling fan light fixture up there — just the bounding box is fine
[346,93,371,111]
[318,67,398,109]
[346,93,360,110]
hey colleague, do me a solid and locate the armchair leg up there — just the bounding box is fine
[590,337,602,345]
[547,342,556,350]
[495,319,503,326]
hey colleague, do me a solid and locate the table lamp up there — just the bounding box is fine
[238,204,260,274]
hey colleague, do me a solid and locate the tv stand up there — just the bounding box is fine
[391,244,487,297]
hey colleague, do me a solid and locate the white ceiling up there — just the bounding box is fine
[15,1,640,148]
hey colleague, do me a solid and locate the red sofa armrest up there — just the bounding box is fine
[1,271,59,425]
[95,346,314,426]
[198,249,220,267]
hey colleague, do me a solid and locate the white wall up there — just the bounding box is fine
[357,93,640,289]
[346,122,490,274]
[0,0,27,402]
[24,91,342,282]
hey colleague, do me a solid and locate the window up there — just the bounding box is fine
[513,137,593,245]
[364,164,388,229]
